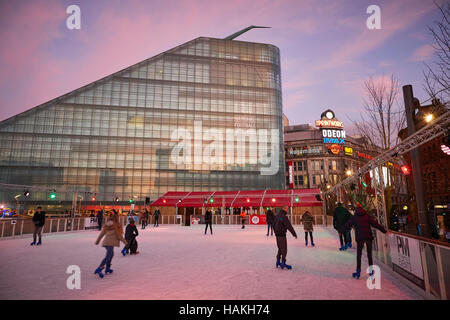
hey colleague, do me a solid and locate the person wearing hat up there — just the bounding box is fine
[121,217,139,256]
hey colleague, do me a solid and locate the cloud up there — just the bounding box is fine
[410,44,435,62]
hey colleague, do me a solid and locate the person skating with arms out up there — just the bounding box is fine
[273,205,297,270]
[340,202,388,279]
[94,213,127,278]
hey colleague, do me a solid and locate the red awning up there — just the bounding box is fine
[152,189,322,208]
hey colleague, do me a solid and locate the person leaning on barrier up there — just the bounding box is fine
[30,206,46,246]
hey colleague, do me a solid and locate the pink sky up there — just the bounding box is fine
[0,0,443,131]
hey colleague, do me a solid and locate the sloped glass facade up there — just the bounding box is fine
[0,37,284,206]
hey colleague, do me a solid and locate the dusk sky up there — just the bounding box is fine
[0,0,443,132]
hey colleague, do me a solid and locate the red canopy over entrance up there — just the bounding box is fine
[151,189,322,208]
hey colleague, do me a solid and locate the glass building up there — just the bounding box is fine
[0,37,284,208]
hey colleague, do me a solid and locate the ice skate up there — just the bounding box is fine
[311,242,315,247]
[276,258,281,268]
[339,246,345,251]
[347,243,352,248]
[94,267,104,278]
[305,239,308,246]
[36,240,41,246]
[30,241,36,246]
[121,248,128,256]
[105,265,113,274]
[352,269,361,279]
[280,261,292,270]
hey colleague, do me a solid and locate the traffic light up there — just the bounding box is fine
[115,196,119,202]
[401,165,410,175]
[129,198,133,204]
[91,195,96,201]
[295,196,299,202]
[49,190,56,200]
[209,197,214,203]
[362,181,368,188]
[145,197,150,205]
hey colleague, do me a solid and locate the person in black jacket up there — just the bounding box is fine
[273,205,297,270]
[266,208,275,237]
[121,218,139,255]
[340,204,388,279]
[96,209,103,231]
[333,203,352,251]
[141,209,149,230]
[154,208,161,227]
[31,206,46,246]
[204,209,213,235]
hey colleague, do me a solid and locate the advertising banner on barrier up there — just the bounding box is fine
[250,215,267,225]
[190,215,204,225]
[389,233,425,289]
[84,217,98,230]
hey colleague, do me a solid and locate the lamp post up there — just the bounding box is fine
[402,85,430,237]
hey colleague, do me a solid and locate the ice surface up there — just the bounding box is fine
[0,225,423,300]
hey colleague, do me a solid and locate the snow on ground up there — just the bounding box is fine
[0,225,423,300]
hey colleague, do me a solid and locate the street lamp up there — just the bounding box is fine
[425,114,433,123]
[346,169,352,176]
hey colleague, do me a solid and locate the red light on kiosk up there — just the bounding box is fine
[163,199,166,203]
[271,198,276,203]
[246,198,250,203]
[401,165,410,175]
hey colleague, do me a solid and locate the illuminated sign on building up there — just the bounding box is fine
[344,147,353,156]
[288,161,294,189]
[316,109,346,144]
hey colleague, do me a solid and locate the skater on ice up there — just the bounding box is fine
[96,208,103,231]
[141,208,149,230]
[94,213,127,278]
[122,217,139,255]
[204,208,213,235]
[273,205,297,270]
[154,208,161,227]
[240,210,247,229]
[333,202,352,251]
[265,208,275,236]
[30,206,45,246]
[340,202,388,279]
[301,210,315,247]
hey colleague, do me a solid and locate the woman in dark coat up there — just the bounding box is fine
[204,209,213,235]
[302,211,315,247]
[340,204,388,279]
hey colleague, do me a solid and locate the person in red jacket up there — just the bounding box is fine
[340,203,388,279]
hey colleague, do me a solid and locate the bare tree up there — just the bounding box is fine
[352,74,405,151]
[423,1,450,103]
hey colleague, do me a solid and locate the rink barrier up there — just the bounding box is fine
[372,230,450,300]
[0,214,332,239]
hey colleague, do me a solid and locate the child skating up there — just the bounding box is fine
[122,217,139,255]
[94,213,127,278]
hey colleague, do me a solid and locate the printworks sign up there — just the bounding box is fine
[315,109,346,144]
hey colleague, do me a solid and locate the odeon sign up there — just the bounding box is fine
[316,109,346,145]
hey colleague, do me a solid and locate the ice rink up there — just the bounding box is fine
[0,225,423,300]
